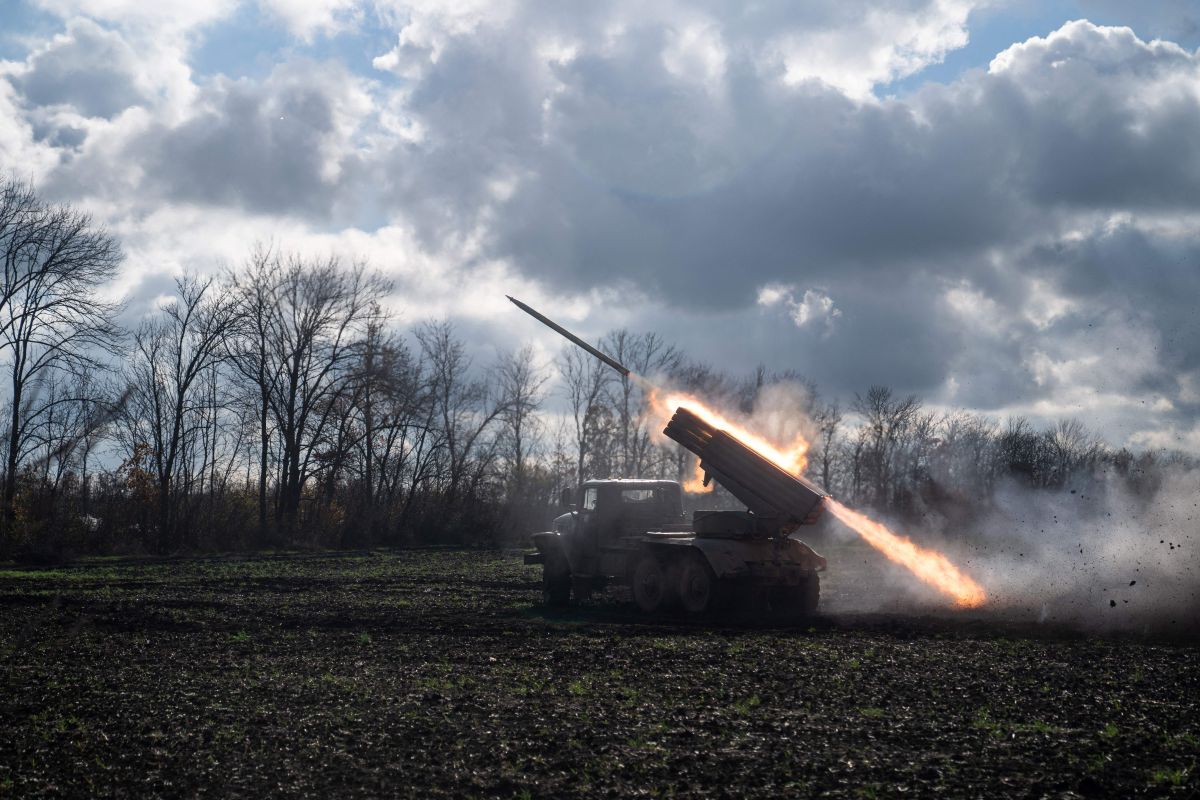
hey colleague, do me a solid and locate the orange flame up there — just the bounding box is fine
[647,388,810,476]
[642,383,987,608]
[681,459,713,493]
[825,499,987,608]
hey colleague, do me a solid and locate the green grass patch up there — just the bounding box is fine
[733,694,763,714]
[1149,765,1191,787]
[973,707,1004,737]
[0,569,73,580]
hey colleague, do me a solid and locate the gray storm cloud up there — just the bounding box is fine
[10,18,147,120]
[130,60,374,219]
[372,16,1200,424]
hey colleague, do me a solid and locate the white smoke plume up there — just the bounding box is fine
[820,468,1200,635]
[967,469,1200,633]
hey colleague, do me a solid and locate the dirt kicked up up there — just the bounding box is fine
[0,548,1196,798]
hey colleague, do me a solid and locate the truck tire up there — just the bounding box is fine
[632,554,667,613]
[542,552,571,608]
[571,576,593,604]
[798,572,820,616]
[771,573,820,619]
[676,552,716,614]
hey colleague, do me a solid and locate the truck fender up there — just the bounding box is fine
[670,539,750,581]
[788,539,827,572]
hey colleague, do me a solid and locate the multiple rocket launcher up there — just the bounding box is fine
[509,296,990,609]
[507,296,829,534]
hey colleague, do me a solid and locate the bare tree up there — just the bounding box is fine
[996,416,1040,485]
[345,322,426,539]
[119,276,237,552]
[496,345,548,493]
[416,320,505,523]
[599,329,680,476]
[494,345,549,539]
[226,245,282,544]
[558,344,611,484]
[932,411,999,497]
[1045,417,1101,488]
[582,402,618,480]
[0,177,123,529]
[893,409,938,511]
[246,253,389,540]
[815,402,842,495]
[853,385,922,507]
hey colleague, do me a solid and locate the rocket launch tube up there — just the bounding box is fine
[506,295,631,377]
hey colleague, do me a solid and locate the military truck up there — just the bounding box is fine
[525,408,829,616]
[507,295,830,616]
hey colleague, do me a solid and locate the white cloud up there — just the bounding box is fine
[758,285,841,336]
[30,0,237,35]
[39,58,381,219]
[0,76,60,174]
[661,22,727,91]
[1178,372,1200,405]
[771,0,976,98]
[371,0,516,78]
[944,281,1007,334]
[1129,421,1200,453]
[1079,1,1199,46]
[371,0,981,102]
[756,285,788,307]
[6,18,147,118]
[1023,278,1075,330]
[259,0,362,40]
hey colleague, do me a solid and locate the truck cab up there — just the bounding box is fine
[548,480,688,583]
[553,479,685,535]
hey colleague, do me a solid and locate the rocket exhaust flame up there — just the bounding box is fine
[508,294,988,608]
[647,388,810,476]
[824,499,987,608]
[682,460,713,493]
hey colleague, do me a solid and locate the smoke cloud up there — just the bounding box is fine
[821,469,1200,635]
[969,469,1200,633]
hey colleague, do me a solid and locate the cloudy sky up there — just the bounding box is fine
[2,0,1199,451]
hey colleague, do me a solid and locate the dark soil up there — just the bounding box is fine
[0,546,1196,797]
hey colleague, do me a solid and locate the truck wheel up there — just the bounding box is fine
[571,576,593,604]
[797,573,820,616]
[771,573,820,619]
[542,555,570,609]
[632,554,667,613]
[677,552,715,614]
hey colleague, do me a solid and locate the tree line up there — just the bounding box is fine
[0,179,1192,560]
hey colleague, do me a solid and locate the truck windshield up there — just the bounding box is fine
[582,488,598,511]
